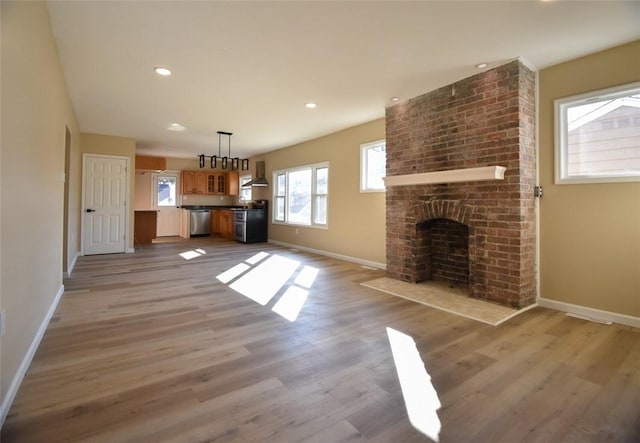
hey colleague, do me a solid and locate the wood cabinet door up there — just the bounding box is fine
[206,174,217,195]
[203,172,228,195]
[227,171,239,196]
[181,171,195,194]
[220,211,234,239]
[194,172,207,194]
[179,209,190,238]
[217,174,226,194]
[210,210,221,233]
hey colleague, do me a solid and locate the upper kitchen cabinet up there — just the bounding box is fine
[227,171,239,196]
[206,172,227,195]
[182,171,207,195]
[182,170,238,196]
[135,155,166,172]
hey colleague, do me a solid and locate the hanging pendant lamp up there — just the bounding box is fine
[198,130,249,170]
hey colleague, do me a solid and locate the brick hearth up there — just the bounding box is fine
[385,60,536,308]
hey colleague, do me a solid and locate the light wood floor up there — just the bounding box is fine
[3,237,639,442]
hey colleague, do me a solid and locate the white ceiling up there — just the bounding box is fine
[46,1,640,160]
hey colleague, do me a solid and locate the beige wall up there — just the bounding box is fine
[539,40,640,317]
[166,157,200,171]
[80,133,136,251]
[67,125,83,274]
[0,0,80,406]
[134,173,153,210]
[252,119,386,266]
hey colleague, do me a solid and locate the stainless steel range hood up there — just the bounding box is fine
[242,161,269,187]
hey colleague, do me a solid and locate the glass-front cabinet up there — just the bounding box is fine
[181,170,239,196]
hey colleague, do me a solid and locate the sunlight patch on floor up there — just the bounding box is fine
[216,252,319,321]
[387,327,441,442]
[246,251,270,265]
[216,263,251,284]
[272,286,309,322]
[229,255,300,305]
[294,265,319,288]
[179,248,207,260]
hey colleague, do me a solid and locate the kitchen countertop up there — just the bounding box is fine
[179,205,246,210]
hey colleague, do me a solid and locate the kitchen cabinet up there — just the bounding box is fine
[135,155,166,172]
[205,173,227,195]
[182,170,238,196]
[195,172,207,194]
[134,210,157,245]
[210,209,221,234]
[182,171,195,194]
[179,209,190,238]
[227,171,239,196]
[219,210,234,239]
[182,171,207,195]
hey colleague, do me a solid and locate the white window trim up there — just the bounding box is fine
[554,81,640,184]
[272,161,329,228]
[360,139,386,192]
[239,175,252,201]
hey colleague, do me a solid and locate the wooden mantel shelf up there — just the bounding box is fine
[383,166,506,187]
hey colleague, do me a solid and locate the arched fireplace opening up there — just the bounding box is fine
[418,218,470,288]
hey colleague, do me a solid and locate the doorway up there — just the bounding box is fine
[154,172,180,237]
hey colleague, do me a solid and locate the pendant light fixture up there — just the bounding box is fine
[199,131,249,171]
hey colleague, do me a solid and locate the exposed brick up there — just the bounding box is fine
[385,60,536,308]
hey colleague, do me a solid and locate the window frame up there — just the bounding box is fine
[272,161,329,228]
[554,81,640,184]
[360,139,386,192]
[239,175,252,202]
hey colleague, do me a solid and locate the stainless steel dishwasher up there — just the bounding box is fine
[189,209,211,236]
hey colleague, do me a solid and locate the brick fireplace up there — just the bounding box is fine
[385,60,536,308]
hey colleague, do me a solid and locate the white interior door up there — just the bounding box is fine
[154,172,180,237]
[83,155,128,255]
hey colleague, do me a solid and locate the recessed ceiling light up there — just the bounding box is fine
[391,97,400,102]
[154,67,172,76]
[475,63,488,69]
[168,123,186,131]
[305,102,317,109]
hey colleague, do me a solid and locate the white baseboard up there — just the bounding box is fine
[126,247,135,253]
[64,251,79,278]
[268,239,386,270]
[538,297,640,329]
[0,285,65,428]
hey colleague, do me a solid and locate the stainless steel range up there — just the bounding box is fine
[234,200,268,243]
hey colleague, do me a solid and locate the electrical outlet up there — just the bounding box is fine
[295,228,299,234]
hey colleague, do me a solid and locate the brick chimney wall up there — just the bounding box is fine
[385,60,536,308]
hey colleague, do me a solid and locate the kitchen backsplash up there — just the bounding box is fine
[180,194,236,207]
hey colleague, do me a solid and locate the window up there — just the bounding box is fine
[555,82,640,184]
[361,139,386,191]
[273,162,328,227]
[157,175,177,206]
[240,175,252,202]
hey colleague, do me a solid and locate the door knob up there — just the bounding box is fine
[86,208,96,213]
